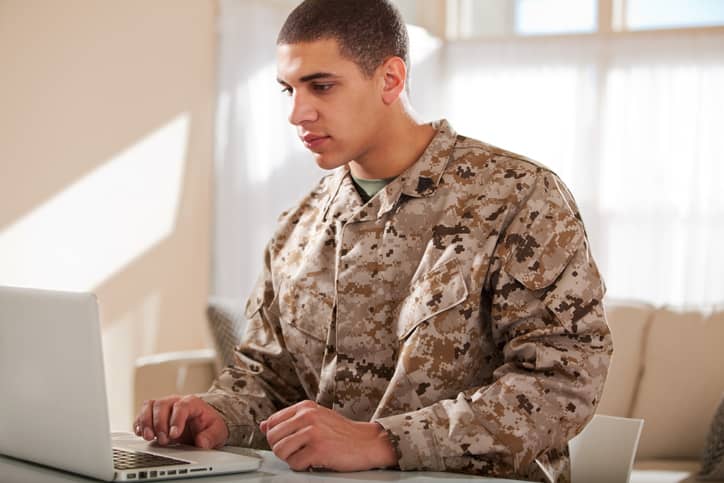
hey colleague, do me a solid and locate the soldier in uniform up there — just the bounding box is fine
[134,1,612,481]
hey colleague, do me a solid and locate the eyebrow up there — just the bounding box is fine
[276,72,339,85]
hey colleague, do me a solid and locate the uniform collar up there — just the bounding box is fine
[397,118,457,199]
[322,119,458,222]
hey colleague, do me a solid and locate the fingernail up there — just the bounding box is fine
[170,426,179,438]
[143,428,153,440]
[134,424,140,435]
[198,437,208,448]
[158,432,167,444]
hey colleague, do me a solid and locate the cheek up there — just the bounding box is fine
[340,88,379,123]
[325,89,382,152]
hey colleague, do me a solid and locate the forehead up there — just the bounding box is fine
[276,39,362,82]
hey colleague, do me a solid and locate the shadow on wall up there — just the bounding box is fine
[0,0,217,429]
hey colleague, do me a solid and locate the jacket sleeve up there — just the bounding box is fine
[374,171,613,478]
[197,242,305,448]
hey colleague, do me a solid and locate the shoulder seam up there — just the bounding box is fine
[453,142,554,175]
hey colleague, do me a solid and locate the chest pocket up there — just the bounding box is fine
[396,258,469,340]
[276,278,332,342]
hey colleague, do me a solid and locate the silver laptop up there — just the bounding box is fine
[0,286,261,481]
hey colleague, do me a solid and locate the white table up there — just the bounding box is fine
[0,449,530,483]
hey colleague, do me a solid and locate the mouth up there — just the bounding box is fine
[301,133,331,150]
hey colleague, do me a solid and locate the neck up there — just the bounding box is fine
[348,104,435,180]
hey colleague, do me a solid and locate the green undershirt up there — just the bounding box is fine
[350,174,396,203]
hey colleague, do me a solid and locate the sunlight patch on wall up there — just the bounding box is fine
[0,114,189,292]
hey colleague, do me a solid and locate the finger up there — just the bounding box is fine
[139,400,155,441]
[272,425,316,462]
[133,415,142,436]
[168,399,191,441]
[285,445,317,472]
[265,407,317,448]
[264,400,317,433]
[152,400,173,445]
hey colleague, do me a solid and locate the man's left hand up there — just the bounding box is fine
[259,400,397,472]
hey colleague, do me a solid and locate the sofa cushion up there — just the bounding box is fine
[206,298,246,372]
[632,306,724,460]
[596,300,654,417]
[631,459,700,483]
[699,393,724,480]
[634,459,701,472]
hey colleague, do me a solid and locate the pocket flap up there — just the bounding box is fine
[396,258,469,340]
[244,274,268,320]
[277,280,331,342]
[503,195,584,291]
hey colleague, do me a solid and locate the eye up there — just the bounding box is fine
[312,83,334,93]
[280,86,293,96]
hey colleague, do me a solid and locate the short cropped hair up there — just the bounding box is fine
[277,0,409,78]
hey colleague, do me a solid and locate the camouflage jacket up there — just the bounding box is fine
[199,120,612,482]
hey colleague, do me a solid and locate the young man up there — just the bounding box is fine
[134,1,612,481]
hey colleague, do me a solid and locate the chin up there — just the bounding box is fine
[313,152,348,171]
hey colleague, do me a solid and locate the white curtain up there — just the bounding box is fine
[442,31,724,307]
[214,1,724,307]
[213,0,324,302]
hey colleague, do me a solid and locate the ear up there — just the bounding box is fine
[379,56,407,105]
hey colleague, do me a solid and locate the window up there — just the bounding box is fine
[448,0,598,38]
[445,0,599,38]
[440,0,724,39]
[625,0,724,30]
[515,0,598,35]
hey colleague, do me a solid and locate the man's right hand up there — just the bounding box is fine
[134,395,229,449]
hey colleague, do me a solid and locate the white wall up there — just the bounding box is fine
[0,1,217,429]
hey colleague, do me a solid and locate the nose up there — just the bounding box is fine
[288,91,317,126]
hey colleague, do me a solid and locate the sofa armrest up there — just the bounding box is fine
[133,349,218,415]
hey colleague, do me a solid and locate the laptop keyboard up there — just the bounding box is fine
[113,448,190,470]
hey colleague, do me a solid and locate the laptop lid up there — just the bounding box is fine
[0,286,261,481]
[0,286,116,481]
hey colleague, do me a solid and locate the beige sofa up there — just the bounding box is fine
[595,301,724,482]
[134,300,724,482]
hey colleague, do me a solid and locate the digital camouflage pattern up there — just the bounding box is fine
[198,120,612,482]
